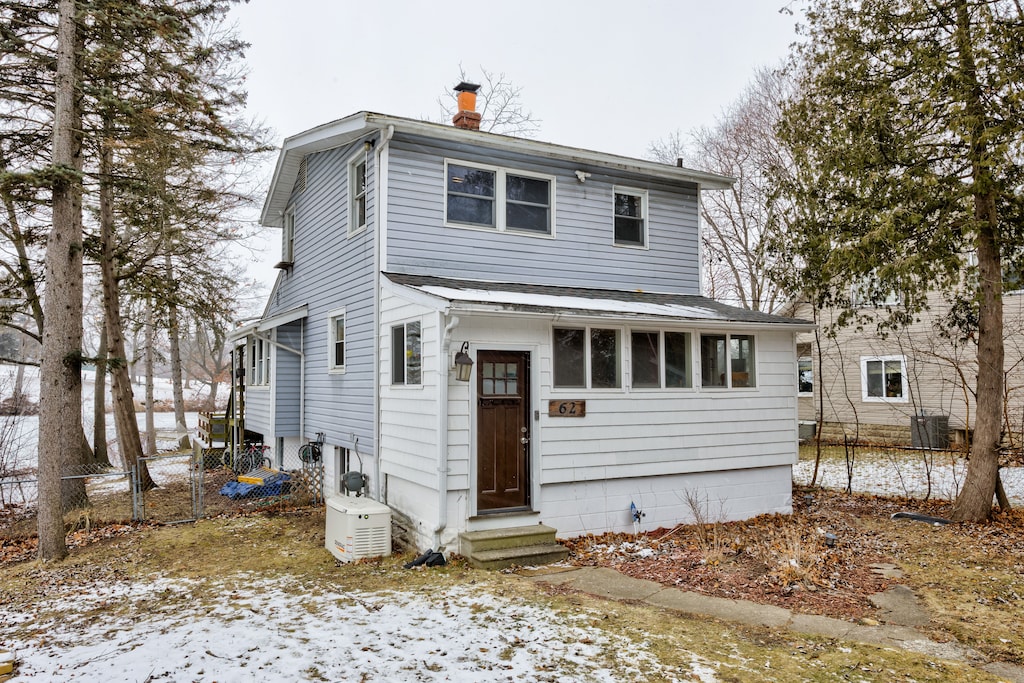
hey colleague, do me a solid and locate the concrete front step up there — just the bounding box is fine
[460,524,569,570]
[466,543,570,570]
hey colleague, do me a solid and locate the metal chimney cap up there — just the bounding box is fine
[454,81,480,93]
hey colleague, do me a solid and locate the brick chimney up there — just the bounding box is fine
[452,81,482,131]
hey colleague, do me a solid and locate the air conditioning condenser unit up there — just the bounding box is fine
[325,495,391,562]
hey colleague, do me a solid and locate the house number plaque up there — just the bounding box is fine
[548,400,586,417]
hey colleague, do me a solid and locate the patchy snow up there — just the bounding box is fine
[1,575,712,682]
[794,451,1024,506]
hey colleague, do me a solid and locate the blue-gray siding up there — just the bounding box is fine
[264,138,378,450]
[273,322,302,436]
[385,134,701,294]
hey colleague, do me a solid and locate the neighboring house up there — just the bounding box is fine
[792,292,1024,448]
[230,92,813,554]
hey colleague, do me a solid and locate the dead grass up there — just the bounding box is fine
[0,509,1010,682]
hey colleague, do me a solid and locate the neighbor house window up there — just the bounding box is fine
[553,327,620,389]
[391,320,421,385]
[861,355,907,402]
[613,188,647,247]
[630,330,692,389]
[328,308,346,373]
[700,333,756,388]
[851,273,900,307]
[248,337,271,386]
[350,157,367,234]
[445,161,553,235]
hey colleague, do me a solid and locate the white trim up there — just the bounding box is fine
[327,306,346,374]
[860,355,909,403]
[257,304,308,332]
[443,159,556,237]
[612,186,649,249]
[281,208,295,264]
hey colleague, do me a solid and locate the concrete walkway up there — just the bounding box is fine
[520,566,1024,683]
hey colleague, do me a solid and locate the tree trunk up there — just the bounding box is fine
[951,0,1002,522]
[166,254,191,449]
[37,0,79,561]
[92,326,111,467]
[144,299,157,456]
[99,132,155,491]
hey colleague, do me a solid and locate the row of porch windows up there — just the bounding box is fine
[552,328,755,390]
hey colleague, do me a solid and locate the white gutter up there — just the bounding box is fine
[435,313,459,549]
[374,125,395,502]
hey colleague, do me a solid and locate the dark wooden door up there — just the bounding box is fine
[476,351,530,511]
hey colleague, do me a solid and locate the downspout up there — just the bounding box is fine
[436,313,459,549]
[299,318,305,445]
[374,124,395,501]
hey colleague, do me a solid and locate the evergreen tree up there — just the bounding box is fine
[775,0,1024,520]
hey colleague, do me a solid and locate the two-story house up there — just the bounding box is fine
[231,90,813,557]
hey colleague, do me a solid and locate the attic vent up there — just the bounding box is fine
[294,157,308,193]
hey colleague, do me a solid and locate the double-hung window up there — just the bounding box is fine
[445,161,552,235]
[630,331,692,389]
[349,157,367,235]
[613,188,647,247]
[391,320,422,385]
[278,209,295,267]
[328,308,345,373]
[553,327,620,389]
[861,355,907,402]
[700,333,756,388]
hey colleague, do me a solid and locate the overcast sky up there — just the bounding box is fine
[229,0,802,289]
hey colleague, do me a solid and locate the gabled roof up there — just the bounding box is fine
[261,112,735,227]
[384,273,814,328]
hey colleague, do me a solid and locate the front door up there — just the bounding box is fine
[476,351,530,511]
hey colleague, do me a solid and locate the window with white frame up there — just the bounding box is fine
[630,330,692,389]
[861,355,907,402]
[248,337,271,386]
[349,157,367,235]
[328,308,345,373]
[797,342,813,396]
[279,209,295,266]
[613,188,647,247]
[391,320,422,385]
[851,272,900,307]
[700,333,756,388]
[553,327,621,389]
[445,161,552,235]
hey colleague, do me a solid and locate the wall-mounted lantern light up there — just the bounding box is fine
[454,342,474,382]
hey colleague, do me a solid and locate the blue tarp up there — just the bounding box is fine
[219,473,291,499]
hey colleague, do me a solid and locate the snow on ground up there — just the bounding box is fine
[1,575,713,683]
[794,450,1024,506]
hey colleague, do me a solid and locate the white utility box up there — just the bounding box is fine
[325,495,392,562]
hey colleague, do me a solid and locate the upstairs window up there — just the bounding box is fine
[350,157,367,235]
[276,209,295,269]
[445,161,552,235]
[391,320,422,385]
[614,189,647,247]
[700,333,756,388]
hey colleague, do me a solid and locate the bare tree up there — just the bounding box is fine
[436,66,541,137]
[648,68,792,313]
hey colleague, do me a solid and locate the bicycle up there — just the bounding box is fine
[223,442,271,475]
[298,432,325,464]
